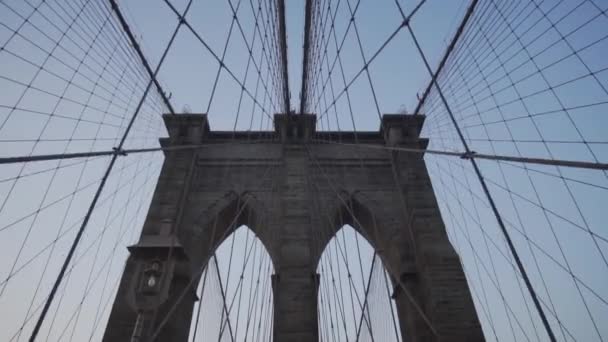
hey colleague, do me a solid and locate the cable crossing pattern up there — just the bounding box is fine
[0,0,607,341]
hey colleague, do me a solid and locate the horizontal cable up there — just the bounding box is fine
[4,138,607,171]
[311,140,608,170]
[0,141,275,164]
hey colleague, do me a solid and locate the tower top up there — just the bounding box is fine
[273,113,316,142]
[160,113,428,150]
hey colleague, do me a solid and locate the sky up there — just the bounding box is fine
[117,0,469,130]
[0,0,607,341]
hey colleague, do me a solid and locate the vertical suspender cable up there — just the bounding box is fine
[299,0,313,114]
[277,0,291,112]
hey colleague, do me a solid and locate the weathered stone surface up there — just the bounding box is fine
[103,113,484,341]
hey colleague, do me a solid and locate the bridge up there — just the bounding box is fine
[0,0,607,341]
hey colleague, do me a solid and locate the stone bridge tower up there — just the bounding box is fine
[102,113,484,341]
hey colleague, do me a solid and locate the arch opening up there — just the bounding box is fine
[188,225,275,342]
[316,224,402,342]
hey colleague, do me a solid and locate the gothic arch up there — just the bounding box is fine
[316,224,403,341]
[312,190,412,283]
[188,224,275,342]
[178,191,278,278]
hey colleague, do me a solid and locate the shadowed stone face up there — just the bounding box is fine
[102,113,484,342]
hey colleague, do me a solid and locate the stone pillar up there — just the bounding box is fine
[102,114,208,341]
[383,114,484,341]
[272,114,319,342]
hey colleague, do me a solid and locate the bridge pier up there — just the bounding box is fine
[273,131,319,341]
[102,113,484,341]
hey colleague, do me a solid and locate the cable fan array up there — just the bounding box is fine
[0,0,606,341]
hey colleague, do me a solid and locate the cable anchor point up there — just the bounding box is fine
[113,147,127,156]
[460,151,476,160]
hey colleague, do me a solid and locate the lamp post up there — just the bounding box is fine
[126,235,188,341]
